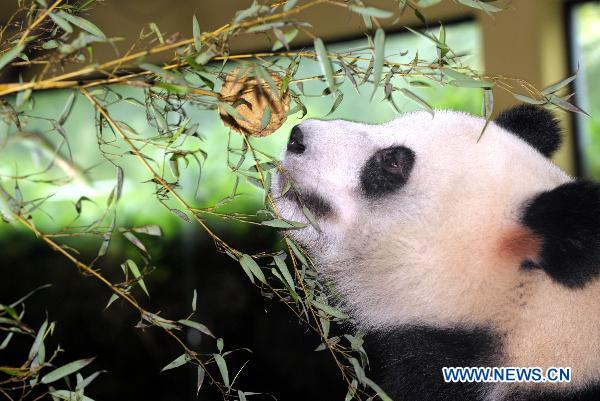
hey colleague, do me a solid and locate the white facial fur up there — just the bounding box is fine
[272,110,600,387]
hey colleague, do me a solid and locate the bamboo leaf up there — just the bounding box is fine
[132,225,162,236]
[161,353,190,372]
[541,74,577,95]
[261,219,306,229]
[0,44,24,71]
[58,92,76,125]
[311,300,348,319]
[192,15,202,52]
[41,358,95,384]
[456,0,502,13]
[370,28,385,100]
[283,0,298,12]
[178,319,215,338]
[273,255,295,290]
[400,88,433,116]
[325,92,344,116]
[238,254,267,284]
[302,206,322,232]
[197,366,205,394]
[348,5,394,19]
[314,38,336,95]
[548,94,589,116]
[123,259,150,297]
[49,12,73,34]
[214,354,229,387]
[57,11,106,38]
[513,93,546,105]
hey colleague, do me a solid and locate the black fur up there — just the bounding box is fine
[364,326,499,401]
[365,326,600,401]
[283,189,332,218]
[522,180,600,288]
[360,146,415,198]
[300,191,332,218]
[494,105,562,157]
[509,384,600,401]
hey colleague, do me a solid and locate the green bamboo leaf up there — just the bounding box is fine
[122,231,148,254]
[41,358,95,384]
[192,289,197,312]
[302,206,322,232]
[541,74,577,95]
[513,93,546,105]
[273,255,295,290]
[449,79,494,88]
[370,28,385,100]
[49,12,73,34]
[405,26,448,49]
[400,88,434,116]
[0,44,25,71]
[311,300,348,319]
[238,254,267,284]
[283,0,298,11]
[214,354,229,387]
[220,102,247,122]
[456,0,502,13]
[178,319,215,338]
[192,15,202,52]
[161,353,190,372]
[416,0,442,7]
[548,94,589,116]
[132,225,162,236]
[57,11,106,38]
[287,239,308,266]
[28,319,48,363]
[58,92,76,125]
[123,259,149,297]
[349,357,366,384]
[149,22,164,44]
[261,219,306,229]
[105,293,118,310]
[76,370,105,391]
[49,390,94,401]
[260,104,271,131]
[314,38,336,95]
[364,377,393,401]
[272,28,298,51]
[348,5,394,18]
[197,366,205,394]
[325,92,344,116]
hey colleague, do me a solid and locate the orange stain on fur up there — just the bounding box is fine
[498,226,542,263]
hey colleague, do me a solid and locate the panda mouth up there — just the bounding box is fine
[283,189,333,219]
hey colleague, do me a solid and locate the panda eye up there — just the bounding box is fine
[360,146,415,198]
[381,148,405,173]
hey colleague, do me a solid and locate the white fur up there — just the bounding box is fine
[272,110,600,394]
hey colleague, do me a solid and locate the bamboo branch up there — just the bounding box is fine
[16,0,64,46]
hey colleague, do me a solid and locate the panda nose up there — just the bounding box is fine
[287,125,306,154]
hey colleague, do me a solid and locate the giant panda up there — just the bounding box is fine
[272,105,600,401]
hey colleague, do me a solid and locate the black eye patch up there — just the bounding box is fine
[360,146,415,198]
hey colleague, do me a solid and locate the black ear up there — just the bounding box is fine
[494,104,562,157]
[522,181,600,288]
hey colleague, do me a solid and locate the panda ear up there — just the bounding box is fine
[494,104,562,157]
[521,180,600,288]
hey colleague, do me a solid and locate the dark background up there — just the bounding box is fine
[1,226,346,400]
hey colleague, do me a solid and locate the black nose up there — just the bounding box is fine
[287,125,305,154]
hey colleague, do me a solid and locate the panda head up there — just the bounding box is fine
[273,105,600,333]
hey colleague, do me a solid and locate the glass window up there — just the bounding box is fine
[570,2,600,178]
